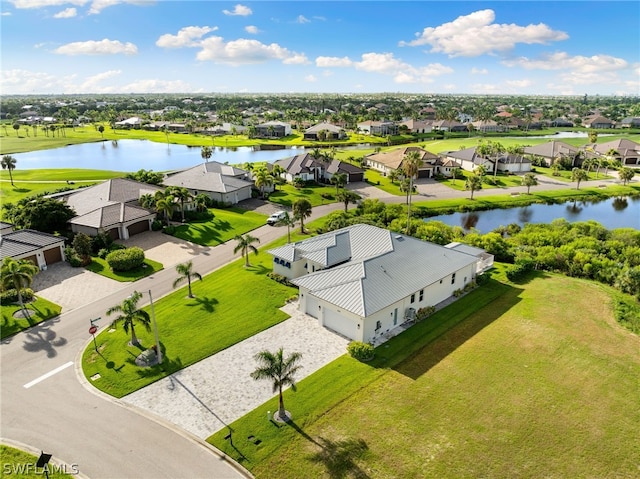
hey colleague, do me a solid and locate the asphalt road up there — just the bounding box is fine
[1,204,341,479]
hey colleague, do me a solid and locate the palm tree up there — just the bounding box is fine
[250,348,303,422]
[201,145,213,163]
[465,173,483,199]
[194,193,209,212]
[105,290,151,346]
[253,167,273,199]
[139,193,155,209]
[336,189,361,213]
[169,186,193,223]
[173,261,202,298]
[330,172,348,194]
[619,167,636,186]
[293,198,312,233]
[155,191,175,224]
[388,169,400,184]
[1,257,39,321]
[571,167,589,190]
[276,212,296,243]
[521,172,538,194]
[234,234,260,267]
[1,155,17,186]
[98,125,104,138]
[401,150,421,233]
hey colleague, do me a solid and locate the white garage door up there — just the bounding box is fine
[305,295,320,318]
[323,308,358,340]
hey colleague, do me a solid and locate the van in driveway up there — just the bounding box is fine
[266,211,287,225]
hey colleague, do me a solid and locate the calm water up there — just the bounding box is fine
[425,197,640,233]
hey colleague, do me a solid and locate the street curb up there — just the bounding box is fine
[0,438,91,479]
[73,339,254,479]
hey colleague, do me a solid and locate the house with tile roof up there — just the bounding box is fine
[61,178,162,240]
[0,228,66,271]
[592,138,640,166]
[303,122,347,141]
[440,147,496,173]
[524,140,582,167]
[273,153,324,183]
[163,161,253,205]
[364,146,440,178]
[268,224,484,342]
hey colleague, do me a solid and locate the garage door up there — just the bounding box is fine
[107,227,120,240]
[323,308,358,340]
[43,246,62,264]
[128,220,149,236]
[348,172,364,183]
[305,295,319,318]
[21,255,37,265]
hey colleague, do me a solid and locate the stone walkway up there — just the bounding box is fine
[123,302,350,439]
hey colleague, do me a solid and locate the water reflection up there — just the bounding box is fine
[565,200,583,216]
[461,212,479,230]
[517,206,533,224]
[612,197,628,211]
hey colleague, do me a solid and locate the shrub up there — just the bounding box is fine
[416,305,436,321]
[0,288,34,306]
[97,248,110,259]
[267,272,295,287]
[347,341,375,362]
[91,232,114,254]
[64,246,83,267]
[453,288,464,297]
[505,260,534,282]
[151,219,164,231]
[105,247,145,272]
[163,225,176,235]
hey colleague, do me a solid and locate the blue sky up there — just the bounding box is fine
[1,1,638,96]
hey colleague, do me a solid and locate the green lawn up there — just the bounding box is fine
[360,168,404,196]
[1,296,62,339]
[84,257,163,281]
[209,270,640,479]
[0,168,125,204]
[533,165,615,182]
[170,207,268,245]
[268,183,338,207]
[0,445,74,478]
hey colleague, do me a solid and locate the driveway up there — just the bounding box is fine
[116,230,211,269]
[123,301,350,439]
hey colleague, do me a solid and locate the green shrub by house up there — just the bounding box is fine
[347,341,375,361]
[0,288,34,306]
[105,247,145,272]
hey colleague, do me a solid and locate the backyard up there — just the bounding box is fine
[209,269,640,479]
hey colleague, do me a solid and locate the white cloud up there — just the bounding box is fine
[503,52,628,73]
[156,26,216,48]
[505,79,532,88]
[316,56,353,68]
[470,82,501,93]
[196,36,307,65]
[304,74,317,82]
[354,52,452,84]
[53,7,77,17]
[223,4,251,16]
[401,9,568,57]
[9,0,87,8]
[471,67,488,74]
[1,11,12,15]
[88,0,150,15]
[54,39,138,55]
[244,25,259,34]
[296,15,310,24]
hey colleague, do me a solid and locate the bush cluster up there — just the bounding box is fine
[106,247,145,272]
[347,341,375,362]
[0,288,35,306]
[416,305,436,321]
[267,272,295,287]
[506,260,534,282]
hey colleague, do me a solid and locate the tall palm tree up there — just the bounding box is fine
[336,189,361,213]
[293,198,312,233]
[401,150,421,234]
[521,172,538,194]
[173,261,202,298]
[330,172,348,194]
[1,257,39,320]
[169,186,193,223]
[234,234,260,267]
[1,155,17,186]
[250,348,303,422]
[276,212,296,243]
[139,193,155,209]
[201,145,213,163]
[619,167,635,186]
[155,190,175,224]
[571,167,589,190]
[465,173,483,199]
[253,167,273,199]
[194,193,209,212]
[105,291,151,346]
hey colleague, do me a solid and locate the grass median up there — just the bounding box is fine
[1,296,62,339]
[209,269,640,479]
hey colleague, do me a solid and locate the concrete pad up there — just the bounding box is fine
[32,262,124,311]
[116,230,211,269]
[123,301,350,439]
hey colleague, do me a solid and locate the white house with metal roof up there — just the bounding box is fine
[269,224,483,343]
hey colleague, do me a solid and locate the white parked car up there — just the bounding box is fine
[266,211,287,226]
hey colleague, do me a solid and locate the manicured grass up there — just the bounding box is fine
[361,168,404,196]
[0,168,125,204]
[84,257,163,282]
[533,165,615,182]
[268,183,338,207]
[1,296,62,339]
[170,207,268,245]
[209,271,640,479]
[0,445,74,478]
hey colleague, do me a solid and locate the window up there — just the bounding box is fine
[451,273,456,284]
[410,294,415,303]
[419,289,424,302]
[376,320,381,331]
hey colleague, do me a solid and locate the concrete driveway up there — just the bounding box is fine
[116,230,211,269]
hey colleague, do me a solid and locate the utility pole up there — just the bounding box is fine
[148,290,162,365]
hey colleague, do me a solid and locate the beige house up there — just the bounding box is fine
[0,228,66,271]
[365,146,440,178]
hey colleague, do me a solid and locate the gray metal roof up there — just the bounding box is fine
[70,204,153,228]
[523,141,578,158]
[163,163,252,193]
[290,225,478,317]
[0,229,65,261]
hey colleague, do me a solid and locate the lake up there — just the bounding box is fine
[13,140,314,171]
[424,196,640,233]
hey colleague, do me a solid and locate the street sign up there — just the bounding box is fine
[89,325,97,335]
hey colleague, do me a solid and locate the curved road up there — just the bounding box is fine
[0,174,626,478]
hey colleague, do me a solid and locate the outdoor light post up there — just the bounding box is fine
[148,290,162,365]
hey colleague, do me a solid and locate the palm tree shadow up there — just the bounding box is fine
[186,295,218,313]
[246,264,268,275]
[22,321,67,358]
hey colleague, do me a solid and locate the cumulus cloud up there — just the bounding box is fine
[471,67,488,74]
[2,11,12,15]
[304,74,317,82]
[223,4,251,16]
[9,0,87,8]
[502,51,628,73]
[316,56,353,68]
[195,36,307,65]
[156,26,216,48]
[400,9,568,57]
[244,25,259,34]
[296,15,310,24]
[354,52,452,84]
[54,38,138,55]
[505,79,532,88]
[88,0,151,15]
[53,7,77,17]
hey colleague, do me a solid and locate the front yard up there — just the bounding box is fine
[1,296,62,339]
[169,207,268,245]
